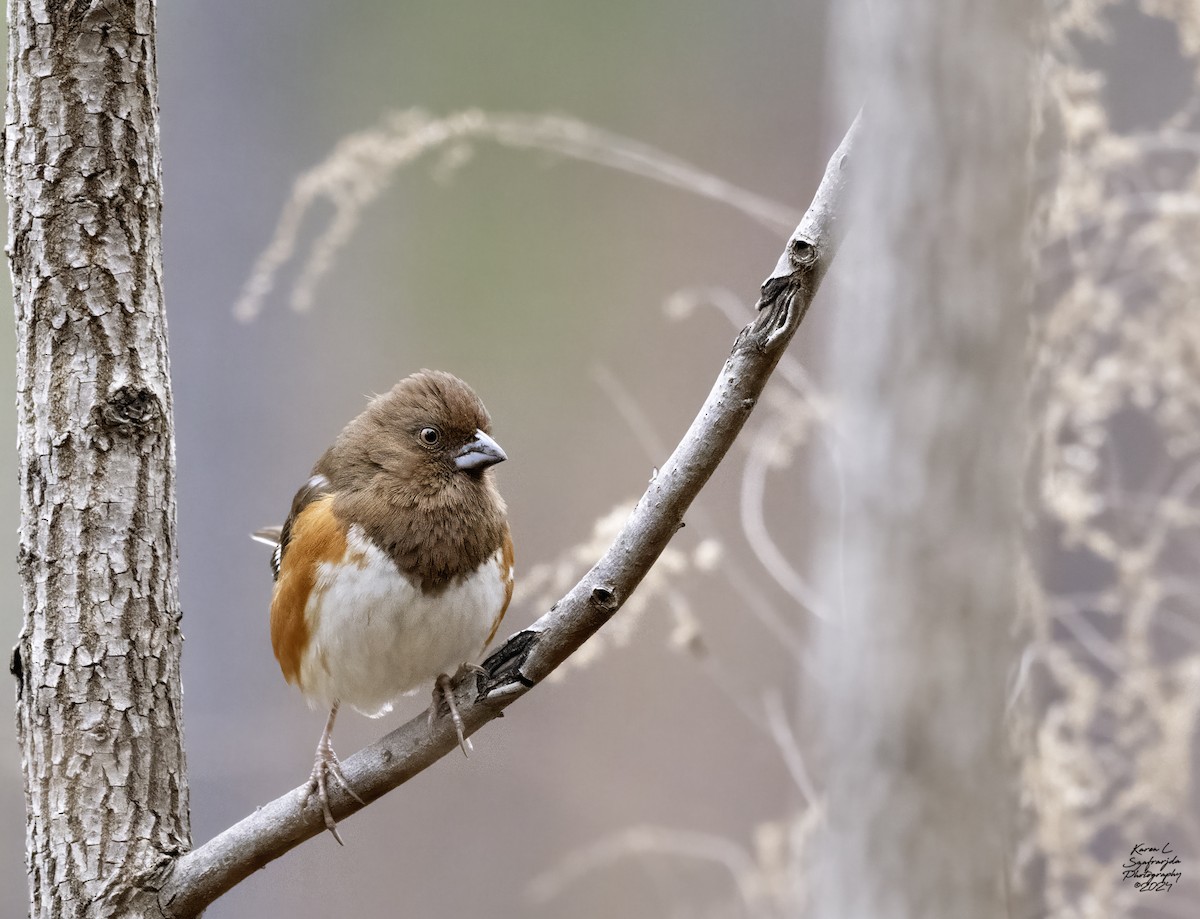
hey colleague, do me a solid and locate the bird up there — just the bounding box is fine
[254,370,513,843]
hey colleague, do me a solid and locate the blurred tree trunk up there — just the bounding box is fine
[5,2,190,917]
[809,3,1039,918]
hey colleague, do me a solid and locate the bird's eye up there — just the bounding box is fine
[418,426,441,446]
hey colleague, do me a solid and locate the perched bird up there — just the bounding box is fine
[254,370,513,843]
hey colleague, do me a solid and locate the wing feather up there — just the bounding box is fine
[484,525,515,648]
[258,474,333,580]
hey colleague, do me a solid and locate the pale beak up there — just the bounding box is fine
[455,429,507,471]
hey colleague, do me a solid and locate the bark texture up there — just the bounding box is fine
[809,3,1038,919]
[5,2,190,917]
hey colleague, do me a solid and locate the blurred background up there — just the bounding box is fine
[2,2,1199,918]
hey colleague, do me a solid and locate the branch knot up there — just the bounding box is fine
[590,586,618,612]
[788,235,818,269]
[92,385,165,449]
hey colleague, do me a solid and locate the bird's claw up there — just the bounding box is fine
[431,672,473,756]
[308,739,363,845]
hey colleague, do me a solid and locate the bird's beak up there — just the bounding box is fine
[455,429,507,471]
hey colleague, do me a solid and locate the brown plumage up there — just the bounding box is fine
[315,370,508,590]
[257,369,513,844]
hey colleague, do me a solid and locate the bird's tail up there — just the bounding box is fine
[251,525,283,547]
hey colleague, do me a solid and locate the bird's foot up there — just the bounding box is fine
[429,671,474,756]
[307,738,364,846]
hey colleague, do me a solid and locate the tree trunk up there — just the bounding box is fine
[809,3,1038,918]
[5,2,190,916]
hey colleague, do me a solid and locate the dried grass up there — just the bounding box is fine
[1016,3,1200,916]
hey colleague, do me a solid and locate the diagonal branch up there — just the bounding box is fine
[156,113,861,919]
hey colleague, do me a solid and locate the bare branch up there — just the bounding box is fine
[157,114,861,918]
[592,362,809,660]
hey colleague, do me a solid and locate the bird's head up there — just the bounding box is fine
[332,370,507,499]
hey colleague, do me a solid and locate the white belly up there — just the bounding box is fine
[298,525,505,717]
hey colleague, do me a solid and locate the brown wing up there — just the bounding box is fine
[267,474,333,580]
[484,524,515,649]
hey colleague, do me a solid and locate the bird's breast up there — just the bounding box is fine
[293,524,507,717]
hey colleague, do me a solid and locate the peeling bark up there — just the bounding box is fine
[5,2,190,917]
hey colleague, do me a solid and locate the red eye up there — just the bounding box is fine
[419,427,440,446]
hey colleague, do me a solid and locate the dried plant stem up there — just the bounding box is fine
[526,825,759,909]
[234,110,802,321]
[157,115,861,917]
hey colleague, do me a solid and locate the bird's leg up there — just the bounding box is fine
[307,701,364,845]
[430,672,473,756]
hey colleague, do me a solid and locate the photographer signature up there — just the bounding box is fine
[1122,843,1181,893]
